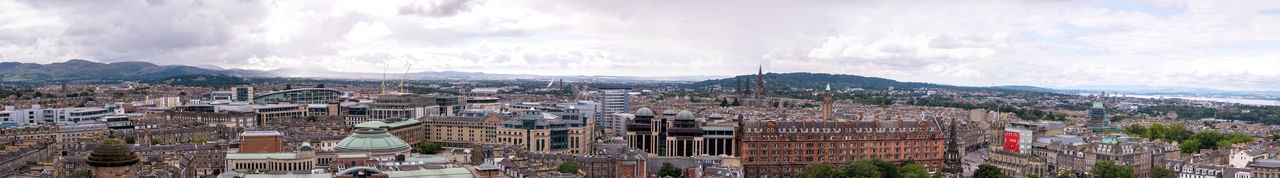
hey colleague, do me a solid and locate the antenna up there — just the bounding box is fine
[399,64,412,93]
[381,63,388,94]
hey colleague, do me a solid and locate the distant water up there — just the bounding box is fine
[1123,94,1280,106]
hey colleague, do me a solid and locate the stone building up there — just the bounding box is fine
[738,118,946,177]
[86,138,139,178]
[421,115,504,148]
[355,117,425,145]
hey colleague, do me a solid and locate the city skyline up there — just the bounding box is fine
[3,0,1280,91]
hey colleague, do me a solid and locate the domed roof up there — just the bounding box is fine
[676,110,696,120]
[662,110,677,115]
[334,128,412,154]
[300,142,313,151]
[709,113,724,119]
[87,138,139,167]
[635,108,656,117]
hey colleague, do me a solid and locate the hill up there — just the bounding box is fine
[687,72,1062,94]
[0,59,217,82]
[144,74,249,87]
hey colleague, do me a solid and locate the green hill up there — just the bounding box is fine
[0,59,217,82]
[144,74,249,87]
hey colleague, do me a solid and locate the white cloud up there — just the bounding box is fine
[3,0,1280,91]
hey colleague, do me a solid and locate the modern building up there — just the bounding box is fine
[232,86,255,102]
[0,105,112,125]
[626,108,738,157]
[252,88,341,104]
[599,88,630,136]
[738,118,946,177]
[496,109,595,154]
[369,93,436,121]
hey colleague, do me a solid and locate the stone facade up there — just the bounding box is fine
[739,118,946,177]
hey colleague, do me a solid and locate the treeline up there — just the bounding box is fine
[145,74,249,87]
[1122,123,1254,154]
[1136,104,1280,125]
[792,158,937,178]
[909,97,1067,121]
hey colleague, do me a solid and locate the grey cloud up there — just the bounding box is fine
[398,0,484,17]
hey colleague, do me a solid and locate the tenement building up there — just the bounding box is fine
[738,118,946,177]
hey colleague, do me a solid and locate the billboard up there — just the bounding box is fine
[1003,131,1020,153]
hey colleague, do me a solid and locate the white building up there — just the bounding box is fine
[0,105,113,126]
[599,88,629,136]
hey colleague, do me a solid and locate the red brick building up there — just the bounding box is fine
[738,118,947,177]
[239,131,284,153]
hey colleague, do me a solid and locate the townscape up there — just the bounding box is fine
[5,1,1280,178]
[1,63,1279,178]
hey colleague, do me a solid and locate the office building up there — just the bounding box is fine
[232,86,254,102]
[496,109,595,154]
[600,88,630,136]
[252,88,341,104]
[369,93,436,121]
[421,116,503,148]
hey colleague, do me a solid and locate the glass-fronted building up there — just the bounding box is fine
[252,88,341,104]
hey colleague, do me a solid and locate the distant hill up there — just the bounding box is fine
[144,74,249,87]
[688,72,1062,94]
[0,59,217,82]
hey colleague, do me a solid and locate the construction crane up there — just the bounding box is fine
[380,63,388,94]
[398,64,412,93]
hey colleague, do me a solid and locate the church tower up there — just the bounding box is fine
[755,66,765,106]
[822,83,833,120]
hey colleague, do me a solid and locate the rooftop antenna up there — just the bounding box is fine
[381,63,388,94]
[398,63,412,93]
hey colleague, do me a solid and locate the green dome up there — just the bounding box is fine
[87,138,139,167]
[334,128,411,154]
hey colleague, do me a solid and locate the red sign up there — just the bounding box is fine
[1004,131,1020,153]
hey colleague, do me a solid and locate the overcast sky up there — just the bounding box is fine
[2,0,1280,91]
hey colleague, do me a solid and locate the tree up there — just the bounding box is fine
[974,164,1008,178]
[900,163,931,178]
[1168,123,1191,142]
[843,160,883,178]
[796,164,837,178]
[306,116,317,122]
[1148,123,1168,140]
[125,136,136,144]
[1151,167,1177,178]
[557,160,581,174]
[720,99,729,107]
[1180,139,1201,154]
[1089,161,1135,178]
[151,139,161,145]
[1123,124,1147,137]
[658,162,683,178]
[413,143,444,154]
[731,98,740,106]
[1026,174,1040,178]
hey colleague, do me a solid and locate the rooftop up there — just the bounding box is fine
[225,153,298,160]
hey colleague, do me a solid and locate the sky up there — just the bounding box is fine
[2,0,1280,91]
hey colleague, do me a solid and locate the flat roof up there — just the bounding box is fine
[337,154,368,159]
[355,119,421,129]
[240,131,283,137]
[226,153,298,160]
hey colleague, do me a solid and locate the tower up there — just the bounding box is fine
[87,138,139,178]
[822,83,832,120]
[736,77,743,99]
[755,66,765,106]
[942,118,963,177]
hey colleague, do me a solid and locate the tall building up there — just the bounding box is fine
[1086,102,1112,133]
[755,66,765,102]
[421,116,503,148]
[600,88,630,136]
[739,118,946,177]
[232,86,254,102]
